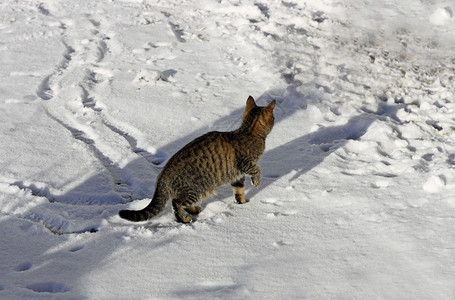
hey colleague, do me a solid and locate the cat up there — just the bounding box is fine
[119,96,276,223]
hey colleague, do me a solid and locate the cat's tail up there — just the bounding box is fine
[119,182,169,222]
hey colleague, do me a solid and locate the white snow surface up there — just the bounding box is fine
[1,0,455,298]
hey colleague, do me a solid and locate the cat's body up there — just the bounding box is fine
[119,96,275,223]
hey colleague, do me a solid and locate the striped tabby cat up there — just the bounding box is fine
[119,96,276,223]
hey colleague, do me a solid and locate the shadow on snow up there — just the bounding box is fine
[8,87,398,234]
[246,107,397,200]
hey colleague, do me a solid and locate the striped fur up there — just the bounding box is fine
[119,96,276,223]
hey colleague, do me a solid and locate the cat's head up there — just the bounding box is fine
[242,96,276,136]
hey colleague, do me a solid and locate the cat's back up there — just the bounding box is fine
[173,130,234,160]
[161,131,238,180]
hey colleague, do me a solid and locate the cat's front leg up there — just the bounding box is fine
[249,165,261,187]
[238,159,261,187]
[231,176,247,204]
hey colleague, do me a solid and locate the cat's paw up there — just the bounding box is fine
[179,215,193,223]
[185,205,202,215]
[175,211,193,223]
[235,193,247,204]
[251,175,260,187]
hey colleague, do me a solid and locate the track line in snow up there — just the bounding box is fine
[45,110,133,202]
[8,180,55,203]
[31,6,163,207]
[36,75,54,101]
[102,121,167,166]
[78,71,166,167]
[36,41,75,100]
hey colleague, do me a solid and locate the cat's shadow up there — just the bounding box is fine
[245,104,398,201]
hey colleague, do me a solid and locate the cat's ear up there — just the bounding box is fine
[246,96,256,109]
[265,100,276,112]
[259,100,276,126]
[243,96,257,120]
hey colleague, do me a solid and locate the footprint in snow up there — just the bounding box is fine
[272,240,293,247]
[261,198,283,206]
[371,179,391,189]
[266,210,298,219]
[15,262,33,272]
[69,245,84,253]
[26,282,70,294]
[262,198,297,219]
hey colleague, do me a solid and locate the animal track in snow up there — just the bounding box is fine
[15,262,33,272]
[82,33,109,64]
[266,210,297,219]
[46,111,133,201]
[62,15,164,168]
[254,2,270,19]
[36,42,75,100]
[272,240,293,247]
[69,245,84,252]
[371,179,391,189]
[261,198,283,206]
[169,22,186,42]
[161,11,186,43]
[37,3,51,16]
[102,121,167,165]
[79,84,98,110]
[35,13,160,204]
[36,75,54,100]
[33,10,165,215]
[26,282,70,294]
[9,180,54,202]
[260,195,299,221]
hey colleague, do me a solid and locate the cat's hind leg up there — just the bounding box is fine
[185,205,202,215]
[172,199,193,223]
[173,192,201,223]
[231,176,247,204]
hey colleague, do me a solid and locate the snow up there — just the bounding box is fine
[1,0,455,298]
